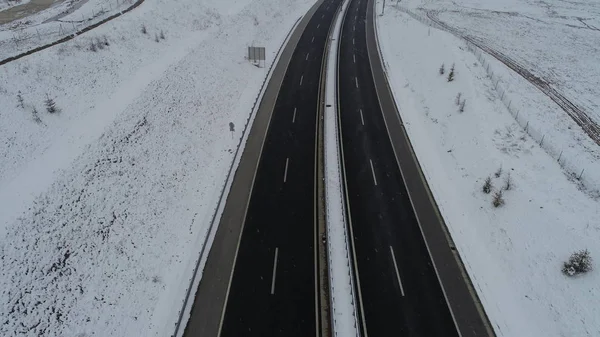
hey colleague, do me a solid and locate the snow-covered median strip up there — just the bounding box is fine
[324,0,359,335]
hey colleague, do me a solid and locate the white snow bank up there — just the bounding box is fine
[0,0,317,335]
[377,3,600,336]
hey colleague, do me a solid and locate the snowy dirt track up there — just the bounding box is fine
[377,1,600,336]
[0,0,316,335]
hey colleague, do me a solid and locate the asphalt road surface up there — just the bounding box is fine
[337,0,466,335]
[183,0,341,336]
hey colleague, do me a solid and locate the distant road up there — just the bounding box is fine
[336,0,494,335]
[182,0,341,336]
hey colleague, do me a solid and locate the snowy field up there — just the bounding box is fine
[376,1,600,336]
[0,0,31,11]
[0,0,316,335]
[0,0,137,60]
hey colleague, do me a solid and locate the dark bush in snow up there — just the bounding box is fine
[459,99,466,112]
[447,63,455,82]
[141,24,147,34]
[562,249,592,276]
[483,176,492,194]
[492,190,504,207]
[439,63,445,75]
[45,94,58,113]
[455,92,461,106]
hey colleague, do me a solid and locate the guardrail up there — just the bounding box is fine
[170,15,303,337]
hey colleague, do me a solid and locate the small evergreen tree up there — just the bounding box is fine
[459,99,466,112]
[447,63,455,82]
[455,92,462,106]
[439,63,445,75]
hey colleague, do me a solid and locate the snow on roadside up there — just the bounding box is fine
[0,0,316,335]
[377,3,600,337]
[324,0,358,335]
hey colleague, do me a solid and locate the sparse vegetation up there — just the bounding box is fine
[154,33,160,42]
[447,63,455,82]
[141,24,147,34]
[459,99,466,112]
[455,92,461,106]
[439,63,445,75]
[495,166,503,178]
[492,190,504,207]
[45,94,58,113]
[483,176,492,194]
[504,172,512,191]
[32,107,42,124]
[159,30,165,40]
[17,91,24,109]
[89,39,98,52]
[562,249,592,276]
[103,36,110,46]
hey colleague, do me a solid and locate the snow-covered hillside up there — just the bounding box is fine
[376,1,600,336]
[0,0,315,335]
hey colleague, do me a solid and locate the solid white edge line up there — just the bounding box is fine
[271,247,279,295]
[359,108,364,125]
[369,159,377,186]
[293,107,297,123]
[389,246,405,296]
[284,157,289,183]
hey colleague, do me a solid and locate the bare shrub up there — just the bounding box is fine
[103,36,110,46]
[439,63,445,75]
[89,40,97,52]
[154,33,160,42]
[495,166,503,178]
[562,249,592,276]
[17,91,24,108]
[32,107,42,124]
[504,173,512,191]
[141,24,147,34]
[159,30,165,40]
[492,190,504,207]
[45,94,58,113]
[459,99,466,112]
[455,92,461,106]
[483,176,492,194]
